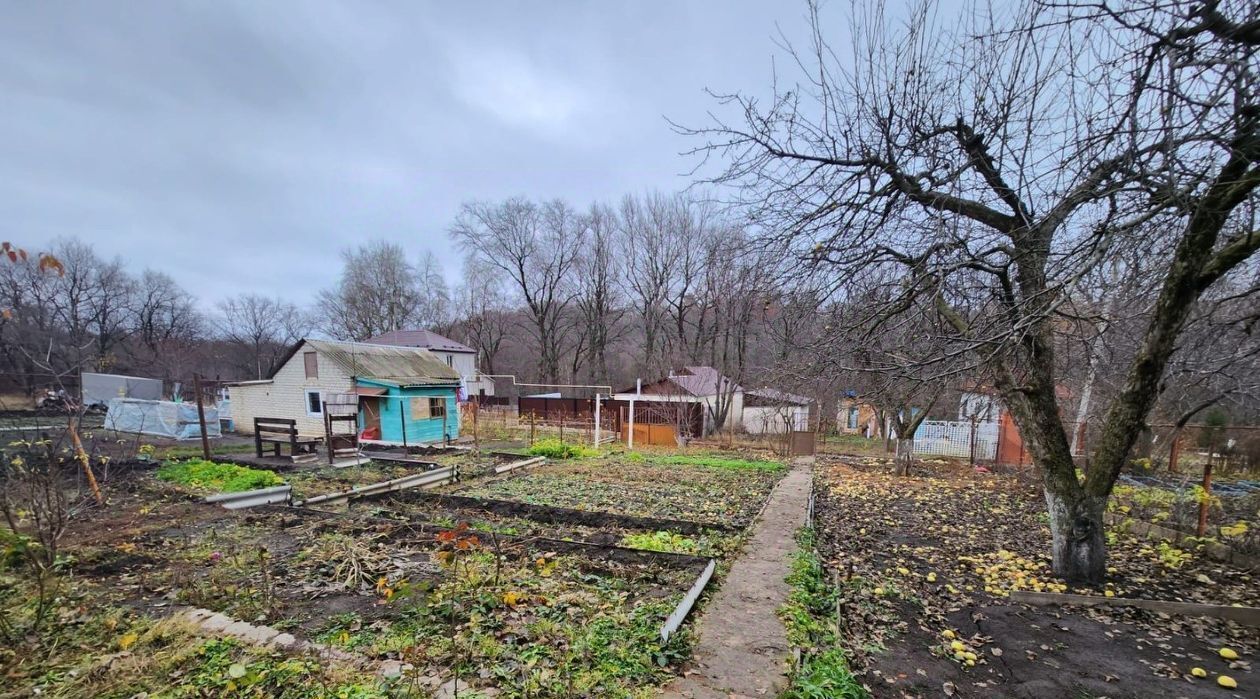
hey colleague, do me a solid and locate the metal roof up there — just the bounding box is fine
[746,387,814,406]
[302,339,461,385]
[364,329,475,354]
[671,366,742,397]
[617,366,742,397]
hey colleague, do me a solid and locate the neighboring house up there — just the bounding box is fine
[227,339,462,444]
[743,388,812,434]
[958,389,1001,423]
[365,329,494,399]
[837,394,881,437]
[615,366,744,435]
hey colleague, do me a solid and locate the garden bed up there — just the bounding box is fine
[447,452,784,527]
[1,448,771,698]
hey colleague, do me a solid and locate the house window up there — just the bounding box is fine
[305,389,323,417]
[407,396,447,419]
[445,354,453,367]
[304,352,318,379]
[847,407,859,429]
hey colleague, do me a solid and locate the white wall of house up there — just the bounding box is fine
[959,392,1000,423]
[228,346,355,435]
[431,350,494,398]
[742,405,810,434]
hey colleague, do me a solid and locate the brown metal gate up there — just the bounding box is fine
[788,430,817,456]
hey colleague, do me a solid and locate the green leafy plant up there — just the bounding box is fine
[621,531,700,554]
[156,459,283,493]
[527,439,599,459]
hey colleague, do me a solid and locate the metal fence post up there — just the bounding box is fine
[400,396,408,447]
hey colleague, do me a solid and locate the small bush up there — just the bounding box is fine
[526,439,598,459]
[156,459,283,493]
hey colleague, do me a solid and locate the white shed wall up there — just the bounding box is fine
[228,345,355,435]
[742,405,809,434]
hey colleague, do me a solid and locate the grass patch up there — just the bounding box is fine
[156,458,283,493]
[780,527,867,699]
[633,452,785,472]
[526,438,600,459]
[317,551,692,697]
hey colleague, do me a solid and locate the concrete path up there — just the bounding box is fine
[661,457,812,698]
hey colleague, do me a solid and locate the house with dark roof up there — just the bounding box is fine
[226,339,462,444]
[364,329,494,398]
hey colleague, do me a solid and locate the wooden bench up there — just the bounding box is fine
[254,417,321,463]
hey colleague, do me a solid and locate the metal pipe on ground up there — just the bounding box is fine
[493,456,546,474]
[660,559,717,642]
[296,467,457,507]
[205,485,293,510]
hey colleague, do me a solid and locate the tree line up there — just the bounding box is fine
[0,192,827,402]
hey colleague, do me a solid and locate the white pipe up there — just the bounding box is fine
[628,398,636,450]
[472,373,612,394]
[594,393,601,447]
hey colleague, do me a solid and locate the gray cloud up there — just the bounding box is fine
[0,0,818,305]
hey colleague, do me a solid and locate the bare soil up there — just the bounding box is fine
[815,455,1257,699]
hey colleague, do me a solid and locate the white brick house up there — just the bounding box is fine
[228,343,357,436]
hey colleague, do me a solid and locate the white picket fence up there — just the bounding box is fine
[911,419,998,460]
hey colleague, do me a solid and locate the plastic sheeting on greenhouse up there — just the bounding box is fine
[104,398,221,440]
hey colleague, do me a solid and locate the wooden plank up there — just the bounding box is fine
[1008,590,1260,626]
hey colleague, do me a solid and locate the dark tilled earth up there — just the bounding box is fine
[815,455,1257,699]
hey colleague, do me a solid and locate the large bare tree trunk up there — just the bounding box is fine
[894,438,914,476]
[1044,488,1107,582]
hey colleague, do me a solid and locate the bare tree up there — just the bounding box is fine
[573,203,625,382]
[451,197,584,384]
[415,250,453,333]
[128,269,203,379]
[680,0,1260,580]
[618,192,677,375]
[453,256,513,377]
[316,240,423,340]
[217,294,307,379]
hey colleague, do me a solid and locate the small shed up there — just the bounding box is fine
[355,377,458,444]
[614,366,744,435]
[743,388,812,434]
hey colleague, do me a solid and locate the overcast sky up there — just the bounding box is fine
[1,1,840,306]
